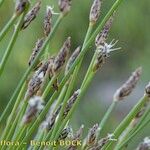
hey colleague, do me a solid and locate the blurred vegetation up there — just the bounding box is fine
[0,0,150,149]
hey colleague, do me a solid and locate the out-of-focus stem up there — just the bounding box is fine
[0,14,18,42]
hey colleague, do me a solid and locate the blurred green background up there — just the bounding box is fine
[0,0,150,149]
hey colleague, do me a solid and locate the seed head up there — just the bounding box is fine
[114,67,142,101]
[22,96,44,124]
[136,137,150,150]
[63,89,81,118]
[26,61,49,98]
[58,0,72,15]
[145,82,150,97]
[90,0,101,24]
[86,124,99,147]
[93,40,120,72]
[91,134,116,150]
[43,105,62,131]
[28,38,45,66]
[44,6,53,37]
[52,37,71,74]
[65,46,81,74]
[21,1,41,30]
[46,57,55,78]
[15,0,29,16]
[95,15,114,47]
[58,126,72,141]
[68,125,84,150]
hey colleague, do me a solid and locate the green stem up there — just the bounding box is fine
[11,0,124,147]
[118,108,150,149]
[104,94,149,150]
[47,0,126,139]
[0,83,26,138]
[0,15,63,125]
[0,14,18,42]
[53,72,95,142]
[1,100,28,142]
[98,100,117,137]
[49,70,79,142]
[42,75,58,99]
[0,12,26,76]
[82,49,97,87]
[119,118,150,150]
[17,84,63,149]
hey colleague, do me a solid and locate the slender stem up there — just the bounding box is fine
[0,12,26,76]
[0,15,63,125]
[118,108,150,149]
[17,82,63,149]
[82,49,97,87]
[54,72,95,142]
[38,85,68,150]
[46,0,125,140]
[104,95,149,150]
[98,100,117,137]
[49,70,79,142]
[9,0,124,147]
[119,117,150,150]
[42,75,57,99]
[0,83,26,137]
[1,100,28,142]
[0,14,18,42]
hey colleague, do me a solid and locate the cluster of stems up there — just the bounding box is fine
[0,0,150,150]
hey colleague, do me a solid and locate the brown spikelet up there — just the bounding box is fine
[86,124,99,147]
[46,57,55,78]
[58,126,72,141]
[21,1,41,30]
[44,6,52,37]
[91,134,116,150]
[145,82,150,97]
[68,125,84,150]
[65,46,81,74]
[15,0,29,16]
[22,96,44,124]
[114,67,142,101]
[136,137,150,150]
[93,49,106,72]
[28,38,45,66]
[26,61,49,98]
[90,0,101,24]
[58,0,72,15]
[95,15,114,47]
[63,89,81,118]
[44,105,62,131]
[52,37,71,74]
